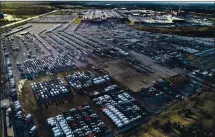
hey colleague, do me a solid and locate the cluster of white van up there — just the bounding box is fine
[176,46,199,54]
[93,75,110,84]
[103,105,129,128]
[93,90,142,129]
[47,115,73,137]
[104,84,118,92]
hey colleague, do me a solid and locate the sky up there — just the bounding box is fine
[0,0,214,2]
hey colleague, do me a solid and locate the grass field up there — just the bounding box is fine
[129,20,135,25]
[72,17,82,24]
[133,128,168,137]
[0,2,54,26]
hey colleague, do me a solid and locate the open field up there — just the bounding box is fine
[72,17,82,24]
[103,59,177,92]
[104,60,154,92]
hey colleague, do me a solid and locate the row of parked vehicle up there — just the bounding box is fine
[65,32,99,49]
[48,32,90,63]
[44,32,91,63]
[191,69,215,81]
[2,37,38,137]
[2,43,19,53]
[47,105,112,137]
[43,53,77,74]
[58,32,89,49]
[45,31,89,63]
[23,52,77,79]
[33,34,53,52]
[31,78,69,105]
[65,71,110,90]
[45,33,65,53]
[2,35,18,51]
[4,51,17,101]
[8,101,38,137]
[24,58,47,79]
[93,89,143,130]
[74,32,102,48]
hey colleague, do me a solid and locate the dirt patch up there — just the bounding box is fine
[103,59,157,92]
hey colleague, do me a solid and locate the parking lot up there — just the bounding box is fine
[8,101,38,137]
[92,87,148,133]
[1,9,214,137]
[18,70,148,136]
[46,105,113,137]
[76,20,214,70]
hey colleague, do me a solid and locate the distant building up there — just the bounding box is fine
[170,5,188,19]
[82,10,127,23]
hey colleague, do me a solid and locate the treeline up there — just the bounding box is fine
[134,25,215,38]
[1,7,53,15]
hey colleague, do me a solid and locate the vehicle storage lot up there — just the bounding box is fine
[19,71,139,136]
[2,10,214,137]
[77,21,214,69]
[46,105,113,137]
[2,22,101,82]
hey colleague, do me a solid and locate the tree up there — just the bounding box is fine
[162,120,172,132]
[201,100,214,119]
[152,120,160,128]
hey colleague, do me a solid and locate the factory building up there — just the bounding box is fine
[81,9,128,23]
